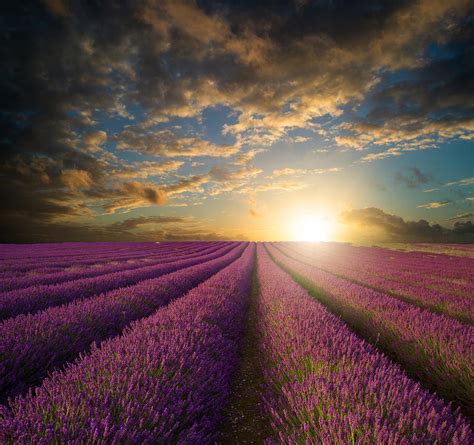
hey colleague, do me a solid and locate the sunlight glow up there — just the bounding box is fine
[292,215,333,242]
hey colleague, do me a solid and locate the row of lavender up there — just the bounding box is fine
[285,242,474,294]
[267,243,474,416]
[0,240,212,257]
[0,242,158,260]
[0,243,248,403]
[0,241,219,273]
[0,243,213,280]
[0,242,237,320]
[0,245,255,443]
[284,241,474,284]
[277,243,474,324]
[1,243,472,443]
[0,243,167,267]
[410,243,474,256]
[255,244,472,443]
[0,242,224,291]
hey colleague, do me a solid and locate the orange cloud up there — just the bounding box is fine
[60,169,93,190]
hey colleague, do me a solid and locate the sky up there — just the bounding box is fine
[0,0,473,243]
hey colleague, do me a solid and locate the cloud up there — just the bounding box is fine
[447,212,474,221]
[394,167,432,189]
[113,127,240,158]
[270,167,342,177]
[204,163,264,196]
[289,135,310,143]
[418,176,474,197]
[107,215,188,232]
[84,130,107,147]
[0,0,472,241]
[0,215,233,243]
[4,1,473,147]
[234,149,264,166]
[271,168,306,177]
[334,135,365,150]
[43,0,71,17]
[209,165,262,182]
[339,207,474,242]
[452,220,474,235]
[358,148,402,162]
[60,169,93,190]
[0,152,107,224]
[167,201,203,208]
[112,161,184,179]
[124,182,167,205]
[164,174,210,195]
[445,177,474,187]
[336,28,474,153]
[103,181,168,214]
[249,208,261,218]
[239,180,307,195]
[417,201,451,209]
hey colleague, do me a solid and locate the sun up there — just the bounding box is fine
[292,215,332,242]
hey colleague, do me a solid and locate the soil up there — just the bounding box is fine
[218,260,272,444]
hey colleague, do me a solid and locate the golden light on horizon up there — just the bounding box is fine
[291,214,333,242]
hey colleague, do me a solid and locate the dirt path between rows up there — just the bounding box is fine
[218,257,271,444]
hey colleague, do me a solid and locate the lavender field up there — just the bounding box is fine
[0,242,473,444]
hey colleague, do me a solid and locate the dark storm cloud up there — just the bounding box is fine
[0,0,473,241]
[339,207,474,242]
